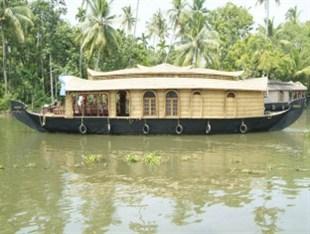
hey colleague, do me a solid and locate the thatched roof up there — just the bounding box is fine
[61,76,267,92]
[268,80,307,91]
[87,64,244,79]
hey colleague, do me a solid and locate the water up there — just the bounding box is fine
[0,110,309,234]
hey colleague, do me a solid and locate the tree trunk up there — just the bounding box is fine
[95,51,100,70]
[134,0,140,37]
[165,24,176,63]
[1,28,8,95]
[265,0,270,34]
[40,55,45,94]
[79,47,83,77]
[49,53,54,103]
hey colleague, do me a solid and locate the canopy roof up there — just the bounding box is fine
[87,63,244,79]
[268,80,307,91]
[61,76,268,92]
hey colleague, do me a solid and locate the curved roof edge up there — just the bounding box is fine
[268,80,307,91]
[62,76,267,92]
[87,63,244,79]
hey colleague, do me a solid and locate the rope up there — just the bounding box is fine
[39,109,46,127]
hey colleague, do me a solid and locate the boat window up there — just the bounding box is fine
[72,94,109,116]
[193,91,201,95]
[226,92,236,98]
[143,91,156,116]
[166,91,178,116]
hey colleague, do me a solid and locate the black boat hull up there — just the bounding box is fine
[10,99,306,135]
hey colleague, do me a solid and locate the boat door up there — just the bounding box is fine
[225,92,237,117]
[116,91,129,116]
[191,91,203,117]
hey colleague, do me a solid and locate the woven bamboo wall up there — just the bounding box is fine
[127,89,264,118]
[109,91,117,117]
[65,89,264,118]
[157,90,166,118]
[130,90,143,117]
[236,91,264,117]
[203,90,225,117]
[179,90,191,117]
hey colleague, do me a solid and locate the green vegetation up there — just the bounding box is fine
[25,162,37,168]
[1,0,310,110]
[144,152,162,167]
[82,154,104,164]
[125,153,140,163]
[125,152,162,166]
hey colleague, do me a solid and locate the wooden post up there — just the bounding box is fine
[65,93,73,118]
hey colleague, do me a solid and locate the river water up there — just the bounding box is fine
[0,110,309,234]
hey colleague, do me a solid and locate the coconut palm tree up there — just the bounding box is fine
[0,0,33,95]
[165,0,187,62]
[146,10,168,48]
[175,11,218,67]
[121,6,136,35]
[256,0,280,33]
[285,6,299,24]
[192,0,207,13]
[78,0,118,69]
[169,0,187,32]
[134,0,140,36]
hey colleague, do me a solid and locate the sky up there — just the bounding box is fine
[63,0,310,35]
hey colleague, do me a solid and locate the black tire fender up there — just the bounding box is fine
[240,121,248,134]
[176,124,183,135]
[143,123,150,135]
[205,121,211,134]
[79,123,87,134]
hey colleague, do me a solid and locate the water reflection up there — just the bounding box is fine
[0,110,309,233]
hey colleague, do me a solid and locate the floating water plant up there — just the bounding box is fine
[0,165,4,170]
[144,153,161,167]
[125,154,140,163]
[82,154,104,164]
[25,163,36,168]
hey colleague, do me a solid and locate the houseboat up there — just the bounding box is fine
[11,64,307,135]
[265,80,307,111]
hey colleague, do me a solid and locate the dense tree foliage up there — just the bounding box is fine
[0,0,310,110]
